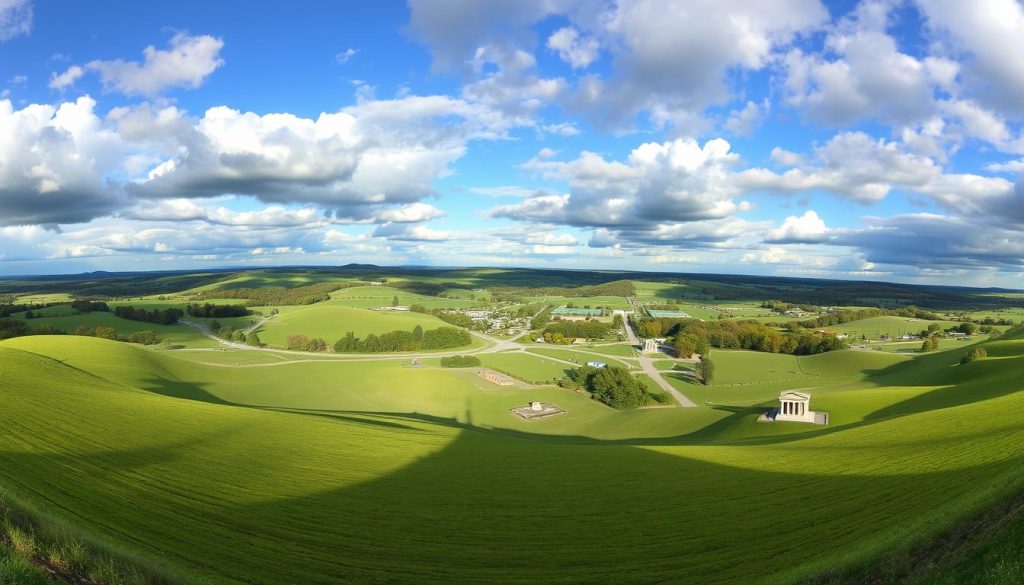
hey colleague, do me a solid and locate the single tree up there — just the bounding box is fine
[698,356,715,386]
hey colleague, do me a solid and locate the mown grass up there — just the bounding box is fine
[0,331,1022,584]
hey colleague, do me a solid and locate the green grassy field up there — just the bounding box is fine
[478,351,573,383]
[252,304,455,348]
[824,316,966,339]
[328,286,480,309]
[1,326,1023,584]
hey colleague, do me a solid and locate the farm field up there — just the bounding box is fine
[2,329,1023,584]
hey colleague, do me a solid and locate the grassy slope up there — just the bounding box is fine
[1,334,1023,584]
[14,311,217,348]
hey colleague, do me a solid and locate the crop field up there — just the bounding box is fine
[2,329,1023,584]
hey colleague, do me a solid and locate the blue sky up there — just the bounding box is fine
[0,0,1022,287]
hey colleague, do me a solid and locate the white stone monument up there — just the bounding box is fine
[774,391,828,425]
[643,338,658,353]
[529,401,544,411]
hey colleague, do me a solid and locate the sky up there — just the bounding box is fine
[0,0,1023,287]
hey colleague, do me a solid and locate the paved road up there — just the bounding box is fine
[622,309,699,408]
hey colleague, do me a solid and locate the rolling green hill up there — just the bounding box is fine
[1,329,1023,584]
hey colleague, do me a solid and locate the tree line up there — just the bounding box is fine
[543,320,611,341]
[635,317,847,355]
[440,355,481,367]
[186,303,250,318]
[333,326,471,353]
[113,306,183,325]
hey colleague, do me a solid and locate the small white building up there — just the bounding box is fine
[586,360,607,368]
[773,391,829,425]
[643,338,658,353]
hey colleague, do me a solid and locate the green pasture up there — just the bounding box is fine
[252,304,454,348]
[478,351,572,383]
[824,316,965,339]
[1,326,1023,584]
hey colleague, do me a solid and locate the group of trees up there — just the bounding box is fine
[921,333,942,352]
[209,321,263,347]
[674,333,711,358]
[333,326,471,353]
[439,355,481,368]
[70,300,110,313]
[543,320,611,340]
[186,303,250,318]
[0,317,29,340]
[287,335,329,352]
[559,365,664,409]
[960,347,987,364]
[113,306,183,325]
[636,317,847,356]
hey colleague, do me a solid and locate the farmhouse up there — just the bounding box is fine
[759,391,829,425]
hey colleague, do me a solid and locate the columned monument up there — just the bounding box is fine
[760,391,829,425]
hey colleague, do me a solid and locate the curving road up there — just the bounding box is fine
[623,301,698,408]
